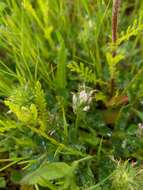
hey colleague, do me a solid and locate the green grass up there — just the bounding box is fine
[0,0,143,189]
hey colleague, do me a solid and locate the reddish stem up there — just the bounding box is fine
[112,0,121,57]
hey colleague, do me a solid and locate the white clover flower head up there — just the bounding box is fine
[79,90,89,103]
[72,86,96,113]
[83,105,90,112]
[72,93,78,113]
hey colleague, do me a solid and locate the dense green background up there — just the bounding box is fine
[0,0,143,189]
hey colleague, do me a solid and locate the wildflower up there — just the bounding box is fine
[72,86,95,113]
[83,105,90,112]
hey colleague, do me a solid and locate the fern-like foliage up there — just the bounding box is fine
[4,81,48,131]
[106,52,124,79]
[4,101,38,125]
[0,119,21,133]
[67,61,96,83]
[34,81,48,131]
[7,85,34,107]
[117,14,143,45]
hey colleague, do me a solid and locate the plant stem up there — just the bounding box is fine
[112,0,121,57]
[110,0,121,96]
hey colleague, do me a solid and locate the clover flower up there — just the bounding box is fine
[72,86,95,113]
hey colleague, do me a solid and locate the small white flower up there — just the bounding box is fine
[72,93,78,105]
[79,90,89,103]
[49,130,56,136]
[72,93,78,113]
[72,86,96,113]
[7,110,12,114]
[83,105,90,112]
[107,133,112,137]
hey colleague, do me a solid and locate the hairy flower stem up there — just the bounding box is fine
[112,0,121,57]
[110,0,121,96]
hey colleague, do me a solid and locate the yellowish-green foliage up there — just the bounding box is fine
[4,81,48,131]
[34,81,48,131]
[117,14,143,45]
[106,52,124,79]
[68,62,96,83]
[4,102,38,125]
[0,120,20,132]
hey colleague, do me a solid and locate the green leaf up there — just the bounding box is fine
[21,162,71,186]
[55,32,67,90]
[11,170,22,184]
[0,177,6,188]
[79,130,99,146]
[133,109,143,122]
